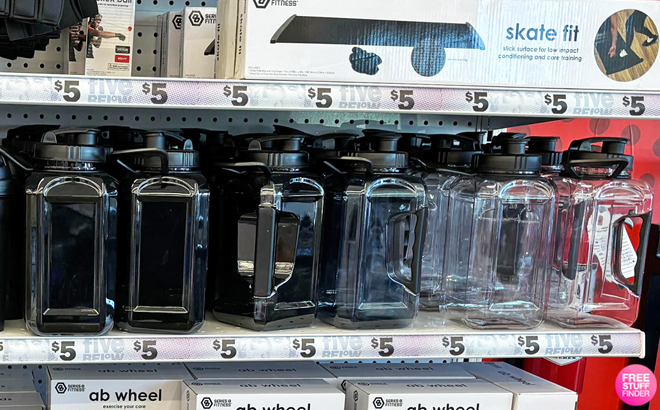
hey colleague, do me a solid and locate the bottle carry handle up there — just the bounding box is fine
[561,201,587,281]
[563,158,629,179]
[322,156,374,176]
[110,148,170,175]
[0,147,33,172]
[611,211,652,296]
[387,208,426,295]
[215,161,273,176]
[253,204,301,299]
[409,156,473,176]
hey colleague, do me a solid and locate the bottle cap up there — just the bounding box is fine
[134,131,200,170]
[564,137,633,171]
[474,133,541,174]
[34,129,107,164]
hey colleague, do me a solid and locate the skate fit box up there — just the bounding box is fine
[82,0,135,76]
[320,363,475,391]
[162,11,183,77]
[47,364,192,410]
[346,379,513,410]
[0,392,44,409]
[183,379,344,410]
[185,362,335,383]
[181,7,217,78]
[223,0,660,90]
[457,363,577,410]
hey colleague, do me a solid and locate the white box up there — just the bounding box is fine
[155,13,165,77]
[47,364,191,410]
[321,363,475,390]
[65,20,87,75]
[457,363,577,410]
[83,0,136,76]
[181,7,218,78]
[0,379,36,393]
[162,11,183,77]
[0,392,44,409]
[183,379,344,410]
[226,0,660,90]
[186,362,335,382]
[347,379,513,410]
[215,0,239,79]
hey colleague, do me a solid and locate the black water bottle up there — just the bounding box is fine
[114,131,210,333]
[0,157,15,330]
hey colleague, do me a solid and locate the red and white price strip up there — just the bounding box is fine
[0,74,657,118]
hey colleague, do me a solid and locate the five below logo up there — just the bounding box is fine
[188,10,204,26]
[253,0,270,8]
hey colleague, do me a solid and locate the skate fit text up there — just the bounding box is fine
[506,24,580,42]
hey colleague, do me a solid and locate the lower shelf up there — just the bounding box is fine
[0,312,644,363]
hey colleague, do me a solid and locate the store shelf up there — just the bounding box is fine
[1,73,659,120]
[0,313,643,364]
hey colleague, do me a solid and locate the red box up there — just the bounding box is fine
[115,55,130,63]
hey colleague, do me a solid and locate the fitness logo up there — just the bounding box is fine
[373,397,385,409]
[172,14,182,30]
[201,397,213,410]
[254,0,298,8]
[253,0,270,7]
[188,10,204,26]
[55,383,67,394]
[353,391,359,402]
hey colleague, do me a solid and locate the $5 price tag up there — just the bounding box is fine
[292,338,316,358]
[442,336,465,356]
[212,339,237,359]
[52,341,76,361]
[371,337,394,357]
[591,334,613,354]
[517,336,540,355]
[134,340,158,360]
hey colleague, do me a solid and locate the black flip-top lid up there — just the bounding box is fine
[342,129,408,170]
[238,131,310,169]
[526,136,563,167]
[474,133,541,174]
[134,131,200,170]
[0,157,13,197]
[419,133,482,168]
[34,129,107,163]
[564,137,634,171]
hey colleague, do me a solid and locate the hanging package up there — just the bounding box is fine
[114,131,210,333]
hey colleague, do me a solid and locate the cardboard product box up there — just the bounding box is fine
[162,11,183,77]
[186,362,335,383]
[181,7,218,78]
[0,371,32,381]
[155,13,165,77]
[0,379,37,393]
[215,0,239,79]
[321,363,475,391]
[47,363,192,410]
[457,362,577,410]
[65,20,87,74]
[82,0,135,76]
[225,0,660,90]
[183,379,344,410]
[346,379,513,410]
[0,392,44,409]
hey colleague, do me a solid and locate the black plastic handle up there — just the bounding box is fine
[323,156,374,176]
[387,208,426,295]
[612,211,652,296]
[110,148,170,176]
[216,161,273,175]
[561,201,587,280]
[568,137,627,151]
[253,206,277,298]
[563,158,629,179]
[0,147,33,172]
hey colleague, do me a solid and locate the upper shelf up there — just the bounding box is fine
[0,312,644,364]
[2,73,659,119]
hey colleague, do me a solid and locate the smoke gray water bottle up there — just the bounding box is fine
[24,129,117,336]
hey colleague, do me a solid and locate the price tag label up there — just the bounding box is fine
[212,339,237,359]
[142,82,168,105]
[592,334,614,354]
[292,338,316,358]
[223,85,249,107]
[371,337,394,357]
[465,91,489,112]
[51,341,77,361]
[517,335,540,355]
[442,336,466,356]
[308,87,333,108]
[53,80,81,102]
[390,89,414,110]
[544,93,568,114]
[134,340,158,360]
[622,96,645,116]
